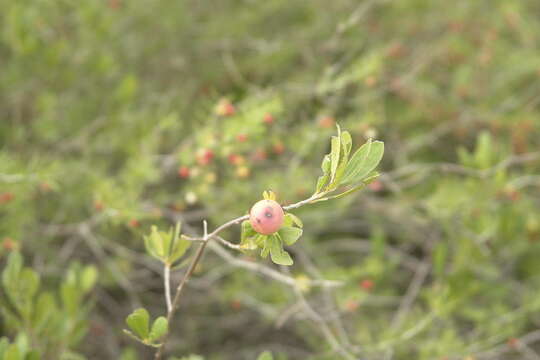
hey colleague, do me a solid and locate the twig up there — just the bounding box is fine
[164,265,172,313]
[153,221,209,360]
[390,262,430,330]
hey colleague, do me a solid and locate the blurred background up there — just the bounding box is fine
[1,0,540,359]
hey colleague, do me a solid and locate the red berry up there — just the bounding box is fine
[263,113,274,124]
[2,237,16,251]
[236,133,248,142]
[318,116,335,129]
[507,338,519,348]
[360,279,374,291]
[345,300,359,312]
[215,99,235,116]
[128,219,140,228]
[368,180,383,192]
[178,166,191,179]
[252,149,267,162]
[249,199,284,235]
[273,142,285,154]
[0,192,14,204]
[230,299,242,310]
[39,182,52,192]
[197,149,214,165]
[94,201,104,211]
[107,0,122,9]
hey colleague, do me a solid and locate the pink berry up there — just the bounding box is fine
[249,199,284,235]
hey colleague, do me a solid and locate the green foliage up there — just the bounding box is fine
[2,0,540,359]
[256,351,273,360]
[0,253,97,359]
[314,128,384,201]
[124,308,168,347]
[144,223,191,266]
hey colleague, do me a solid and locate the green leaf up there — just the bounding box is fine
[4,344,20,360]
[285,213,303,228]
[81,266,98,293]
[240,221,258,250]
[2,252,23,292]
[320,154,331,173]
[341,139,384,185]
[25,351,41,360]
[278,227,303,246]
[260,238,270,259]
[257,351,273,360]
[149,317,168,343]
[0,338,9,359]
[33,292,57,331]
[126,308,150,340]
[169,238,191,265]
[315,173,330,193]
[340,131,352,159]
[20,268,40,299]
[330,136,341,182]
[268,235,293,266]
[144,227,161,260]
[433,242,448,278]
[317,172,379,201]
[61,283,81,315]
[14,332,29,356]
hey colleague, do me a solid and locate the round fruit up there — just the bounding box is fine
[178,166,191,178]
[249,199,284,235]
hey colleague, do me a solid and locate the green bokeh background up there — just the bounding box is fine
[1,0,540,359]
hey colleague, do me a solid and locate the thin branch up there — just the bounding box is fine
[154,221,210,360]
[164,265,172,313]
[208,241,343,289]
